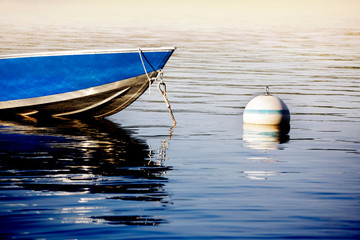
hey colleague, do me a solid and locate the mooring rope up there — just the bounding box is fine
[158,75,177,126]
[138,48,176,126]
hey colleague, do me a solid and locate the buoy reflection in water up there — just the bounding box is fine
[243,123,290,150]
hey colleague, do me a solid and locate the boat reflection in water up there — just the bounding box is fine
[243,123,290,150]
[0,117,172,227]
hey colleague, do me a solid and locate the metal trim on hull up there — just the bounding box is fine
[0,72,155,118]
[0,47,176,60]
[53,87,130,117]
[0,75,143,110]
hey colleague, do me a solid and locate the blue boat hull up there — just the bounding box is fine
[0,48,175,118]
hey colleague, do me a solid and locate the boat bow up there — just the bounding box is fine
[0,47,176,118]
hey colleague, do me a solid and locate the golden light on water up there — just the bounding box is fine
[0,0,359,53]
[1,0,359,29]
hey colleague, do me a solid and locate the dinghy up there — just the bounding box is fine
[0,47,175,118]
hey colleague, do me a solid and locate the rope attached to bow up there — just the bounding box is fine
[138,48,176,126]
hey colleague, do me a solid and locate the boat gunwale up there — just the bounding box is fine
[0,47,176,59]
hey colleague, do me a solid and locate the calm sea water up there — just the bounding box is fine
[1,1,360,239]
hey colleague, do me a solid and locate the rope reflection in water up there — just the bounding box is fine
[0,117,174,230]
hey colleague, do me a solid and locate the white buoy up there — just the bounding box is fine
[243,86,290,126]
